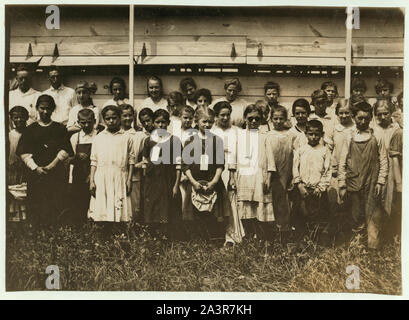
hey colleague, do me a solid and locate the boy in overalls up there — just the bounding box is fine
[69,109,97,224]
[338,101,388,249]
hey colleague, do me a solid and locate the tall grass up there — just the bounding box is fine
[6,222,401,294]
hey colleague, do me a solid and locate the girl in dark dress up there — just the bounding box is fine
[182,108,230,240]
[142,109,182,239]
[17,94,73,227]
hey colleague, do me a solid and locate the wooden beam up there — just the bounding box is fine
[345,8,353,100]
[129,5,134,108]
[247,56,345,66]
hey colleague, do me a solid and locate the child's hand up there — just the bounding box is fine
[77,152,88,161]
[35,167,48,176]
[375,183,384,198]
[313,188,322,198]
[43,162,56,172]
[228,176,237,191]
[172,185,179,198]
[206,181,216,192]
[263,179,271,194]
[193,181,202,191]
[298,183,308,198]
[339,188,347,201]
[126,180,132,196]
[90,181,96,197]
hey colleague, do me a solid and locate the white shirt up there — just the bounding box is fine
[70,130,97,154]
[102,98,130,109]
[67,104,100,129]
[211,97,247,127]
[140,97,167,113]
[43,85,76,124]
[9,87,40,120]
[293,143,332,192]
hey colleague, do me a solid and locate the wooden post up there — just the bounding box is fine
[345,7,353,99]
[129,4,134,107]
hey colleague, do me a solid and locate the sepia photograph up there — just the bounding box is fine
[2,2,405,295]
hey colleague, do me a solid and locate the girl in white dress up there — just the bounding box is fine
[89,105,135,225]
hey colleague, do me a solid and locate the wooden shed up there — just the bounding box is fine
[6,5,404,111]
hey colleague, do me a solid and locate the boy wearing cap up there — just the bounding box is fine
[67,81,100,133]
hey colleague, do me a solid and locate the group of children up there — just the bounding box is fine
[7,76,403,250]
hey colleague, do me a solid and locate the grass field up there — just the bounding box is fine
[6,222,402,294]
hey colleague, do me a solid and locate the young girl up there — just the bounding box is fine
[266,105,295,234]
[102,77,129,108]
[89,105,135,224]
[166,91,184,135]
[255,100,271,133]
[321,81,339,118]
[183,108,230,240]
[194,88,213,110]
[17,95,73,226]
[329,100,355,207]
[235,104,275,239]
[141,76,167,112]
[67,81,100,133]
[142,109,182,238]
[211,78,247,128]
[175,106,196,225]
[372,99,400,219]
[179,77,197,108]
[211,101,244,244]
[264,81,280,110]
[119,104,146,222]
[8,106,29,222]
[288,98,311,150]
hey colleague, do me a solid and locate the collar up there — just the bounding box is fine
[17,87,36,96]
[50,85,65,92]
[101,128,124,135]
[310,113,332,120]
[335,122,354,132]
[80,129,97,138]
[151,130,171,143]
[355,127,372,135]
[124,127,137,135]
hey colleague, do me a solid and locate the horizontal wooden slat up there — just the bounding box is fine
[10,36,129,56]
[247,37,346,58]
[10,7,403,38]
[136,56,246,65]
[38,56,130,66]
[134,36,246,57]
[247,56,346,66]
[11,36,246,58]
[352,38,403,58]
[352,58,404,67]
[9,56,43,64]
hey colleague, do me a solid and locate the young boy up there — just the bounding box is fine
[67,81,100,133]
[309,90,335,151]
[338,101,388,249]
[293,120,332,226]
[69,108,97,224]
[288,98,311,150]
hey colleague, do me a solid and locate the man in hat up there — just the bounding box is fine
[9,64,40,124]
[66,80,100,133]
[42,65,76,125]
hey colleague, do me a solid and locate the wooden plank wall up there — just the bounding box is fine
[8,6,404,112]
